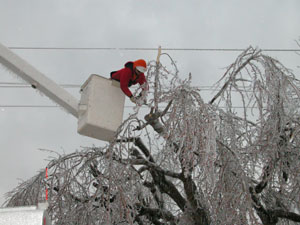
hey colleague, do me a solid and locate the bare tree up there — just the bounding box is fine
[5,47,300,225]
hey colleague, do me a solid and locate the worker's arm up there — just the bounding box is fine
[119,69,133,97]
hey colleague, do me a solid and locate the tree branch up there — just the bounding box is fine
[126,158,182,179]
[209,47,261,105]
[273,209,300,222]
[134,100,173,131]
[143,181,164,209]
[182,175,211,224]
[249,187,279,225]
[117,137,186,213]
[134,137,155,163]
[255,164,271,194]
[137,204,176,225]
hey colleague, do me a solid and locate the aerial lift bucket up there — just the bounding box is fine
[0,42,126,142]
[77,74,125,141]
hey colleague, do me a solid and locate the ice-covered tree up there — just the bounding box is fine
[5,47,300,225]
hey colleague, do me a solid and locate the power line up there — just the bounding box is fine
[0,105,58,108]
[0,82,254,92]
[0,82,211,89]
[0,104,259,109]
[0,105,146,109]
[0,82,80,88]
[8,46,300,52]
[0,82,251,89]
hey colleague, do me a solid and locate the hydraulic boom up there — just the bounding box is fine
[0,42,79,118]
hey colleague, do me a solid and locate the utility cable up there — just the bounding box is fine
[0,82,253,91]
[0,105,148,109]
[0,82,80,88]
[0,104,260,109]
[8,47,300,52]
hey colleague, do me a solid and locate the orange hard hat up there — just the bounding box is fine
[133,59,147,73]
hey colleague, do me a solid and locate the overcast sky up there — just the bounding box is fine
[0,0,300,206]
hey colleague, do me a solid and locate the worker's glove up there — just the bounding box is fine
[130,96,137,104]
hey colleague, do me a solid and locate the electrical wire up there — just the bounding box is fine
[0,105,260,109]
[8,46,300,52]
[0,105,147,109]
[0,82,80,88]
[0,82,253,91]
[0,105,58,108]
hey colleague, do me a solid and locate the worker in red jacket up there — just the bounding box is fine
[110,59,148,103]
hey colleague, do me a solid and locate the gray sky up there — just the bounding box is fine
[0,0,299,205]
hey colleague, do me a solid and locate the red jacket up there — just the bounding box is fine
[110,61,147,97]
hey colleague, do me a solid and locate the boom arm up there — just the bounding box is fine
[0,42,79,118]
